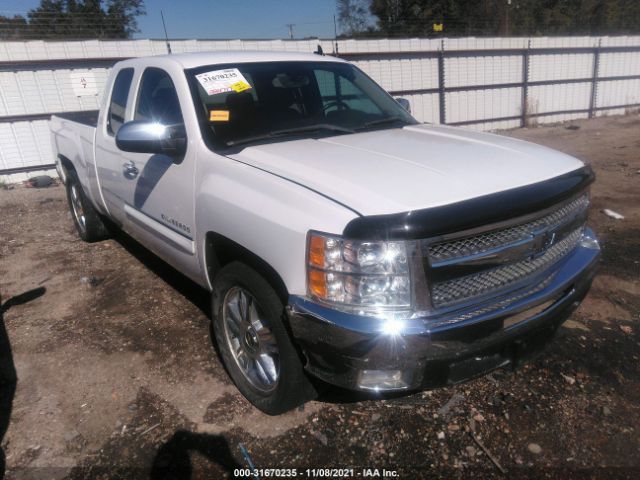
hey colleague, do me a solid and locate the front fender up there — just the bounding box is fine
[195,158,358,294]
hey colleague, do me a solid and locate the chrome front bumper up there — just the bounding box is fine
[287,228,600,392]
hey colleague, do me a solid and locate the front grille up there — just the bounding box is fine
[431,227,583,308]
[428,194,589,263]
[432,272,557,327]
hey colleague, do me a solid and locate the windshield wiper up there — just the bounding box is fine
[226,124,354,147]
[226,132,274,147]
[271,124,355,136]
[361,115,406,129]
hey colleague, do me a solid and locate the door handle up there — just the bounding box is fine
[122,161,139,179]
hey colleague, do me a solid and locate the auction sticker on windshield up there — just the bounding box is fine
[195,68,252,95]
[209,110,230,122]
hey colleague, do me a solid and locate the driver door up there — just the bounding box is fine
[119,67,197,264]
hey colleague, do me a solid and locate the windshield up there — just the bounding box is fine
[186,61,417,148]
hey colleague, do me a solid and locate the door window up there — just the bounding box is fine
[314,68,382,115]
[107,68,134,135]
[135,68,184,125]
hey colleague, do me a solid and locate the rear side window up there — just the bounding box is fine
[107,68,134,136]
[135,68,184,125]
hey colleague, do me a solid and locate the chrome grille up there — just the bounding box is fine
[431,227,583,308]
[428,194,589,262]
[432,273,557,327]
[431,272,556,328]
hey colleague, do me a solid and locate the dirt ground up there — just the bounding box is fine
[0,115,639,480]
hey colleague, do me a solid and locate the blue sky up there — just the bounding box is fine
[0,0,345,39]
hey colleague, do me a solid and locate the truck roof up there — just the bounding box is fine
[116,50,347,70]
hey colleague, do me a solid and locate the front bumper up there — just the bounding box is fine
[287,228,600,392]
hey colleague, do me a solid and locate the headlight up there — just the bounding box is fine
[306,231,411,311]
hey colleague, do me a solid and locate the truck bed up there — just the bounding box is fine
[50,111,99,202]
[54,110,99,127]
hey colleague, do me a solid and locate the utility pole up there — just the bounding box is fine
[286,23,295,39]
[504,0,512,36]
[333,14,339,55]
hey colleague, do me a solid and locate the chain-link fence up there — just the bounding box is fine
[1,36,639,181]
[342,40,640,128]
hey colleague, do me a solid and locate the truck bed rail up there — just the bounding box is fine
[53,110,100,127]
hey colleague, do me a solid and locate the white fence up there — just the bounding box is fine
[1,36,640,182]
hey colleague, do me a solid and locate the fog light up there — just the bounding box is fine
[358,369,411,391]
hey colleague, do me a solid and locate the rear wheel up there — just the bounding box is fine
[66,171,109,242]
[212,262,317,414]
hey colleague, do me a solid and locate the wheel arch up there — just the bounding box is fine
[56,153,76,184]
[204,231,290,304]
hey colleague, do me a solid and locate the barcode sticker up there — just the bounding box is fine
[196,68,252,96]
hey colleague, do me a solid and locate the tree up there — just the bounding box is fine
[106,0,146,38]
[0,0,145,39]
[368,0,640,37]
[0,15,28,39]
[337,0,372,36]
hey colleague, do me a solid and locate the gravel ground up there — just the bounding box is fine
[1,115,639,480]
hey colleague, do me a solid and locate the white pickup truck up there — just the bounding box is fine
[51,51,600,414]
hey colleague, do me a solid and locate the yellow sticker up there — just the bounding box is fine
[210,110,230,122]
[230,80,251,93]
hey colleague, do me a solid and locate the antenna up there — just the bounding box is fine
[161,10,172,54]
[286,23,295,39]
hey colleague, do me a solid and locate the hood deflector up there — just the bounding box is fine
[343,166,595,240]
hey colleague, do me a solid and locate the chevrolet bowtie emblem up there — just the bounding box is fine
[529,230,556,260]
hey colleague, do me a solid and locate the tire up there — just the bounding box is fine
[212,262,318,415]
[65,171,110,243]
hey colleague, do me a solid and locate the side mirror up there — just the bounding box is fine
[116,121,186,158]
[395,97,411,114]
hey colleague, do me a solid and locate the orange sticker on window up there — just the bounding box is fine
[210,110,230,122]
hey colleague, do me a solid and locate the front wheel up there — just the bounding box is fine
[212,262,317,414]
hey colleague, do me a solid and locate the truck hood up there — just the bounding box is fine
[228,124,585,216]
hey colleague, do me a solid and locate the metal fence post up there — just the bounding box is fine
[589,39,602,118]
[438,40,446,125]
[521,40,531,128]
